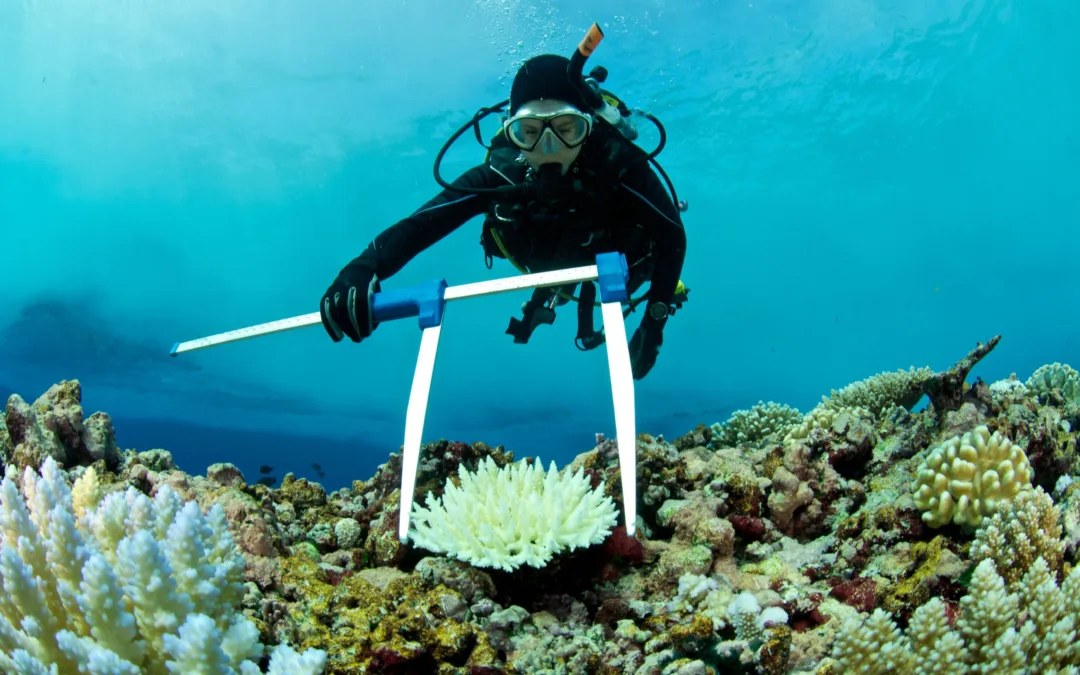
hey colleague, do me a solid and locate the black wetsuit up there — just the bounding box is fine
[343,121,687,316]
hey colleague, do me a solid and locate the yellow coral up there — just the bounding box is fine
[70,466,104,519]
[911,426,1033,528]
[830,557,1080,674]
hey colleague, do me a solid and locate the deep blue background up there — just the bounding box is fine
[2,0,1077,490]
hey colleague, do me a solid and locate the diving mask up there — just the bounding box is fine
[503,105,592,154]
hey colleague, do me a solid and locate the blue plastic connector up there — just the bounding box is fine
[595,252,629,303]
[371,278,448,329]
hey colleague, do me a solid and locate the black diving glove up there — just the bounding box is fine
[320,261,381,343]
[629,313,666,380]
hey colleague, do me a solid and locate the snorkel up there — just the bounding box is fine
[567,23,607,111]
[567,24,641,144]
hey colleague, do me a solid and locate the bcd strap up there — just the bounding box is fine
[505,287,556,344]
[575,281,607,351]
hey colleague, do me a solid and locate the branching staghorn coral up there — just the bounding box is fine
[0,457,326,675]
[830,557,1080,674]
[970,486,1066,586]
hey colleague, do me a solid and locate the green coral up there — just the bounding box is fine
[1026,363,1080,405]
[823,366,933,416]
[709,401,803,448]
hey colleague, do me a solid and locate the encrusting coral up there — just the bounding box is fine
[2,335,1079,674]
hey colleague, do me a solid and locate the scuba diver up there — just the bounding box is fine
[320,25,688,380]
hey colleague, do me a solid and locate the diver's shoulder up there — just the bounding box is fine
[588,122,649,169]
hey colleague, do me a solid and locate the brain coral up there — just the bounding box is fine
[911,425,1033,528]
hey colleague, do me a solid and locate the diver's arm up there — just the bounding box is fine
[342,165,500,280]
[618,165,687,308]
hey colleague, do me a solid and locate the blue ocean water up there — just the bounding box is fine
[1,0,1077,492]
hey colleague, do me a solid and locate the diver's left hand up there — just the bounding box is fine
[629,314,666,380]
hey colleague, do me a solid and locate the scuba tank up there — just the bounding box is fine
[582,65,639,143]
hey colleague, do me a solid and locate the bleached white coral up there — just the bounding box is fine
[725,591,789,642]
[408,456,619,572]
[989,374,1029,407]
[710,401,803,447]
[911,425,1033,528]
[666,573,730,630]
[0,457,326,675]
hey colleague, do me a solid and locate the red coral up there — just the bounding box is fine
[445,441,472,463]
[583,468,604,491]
[803,566,829,582]
[602,526,644,564]
[790,607,830,632]
[599,562,620,582]
[896,509,928,540]
[828,577,877,613]
[943,599,962,627]
[728,515,766,540]
[785,592,830,632]
[325,568,353,586]
[369,647,431,671]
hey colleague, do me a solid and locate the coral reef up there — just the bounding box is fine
[710,402,803,448]
[3,334,1080,674]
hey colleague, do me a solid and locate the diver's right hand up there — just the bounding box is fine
[320,263,380,343]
